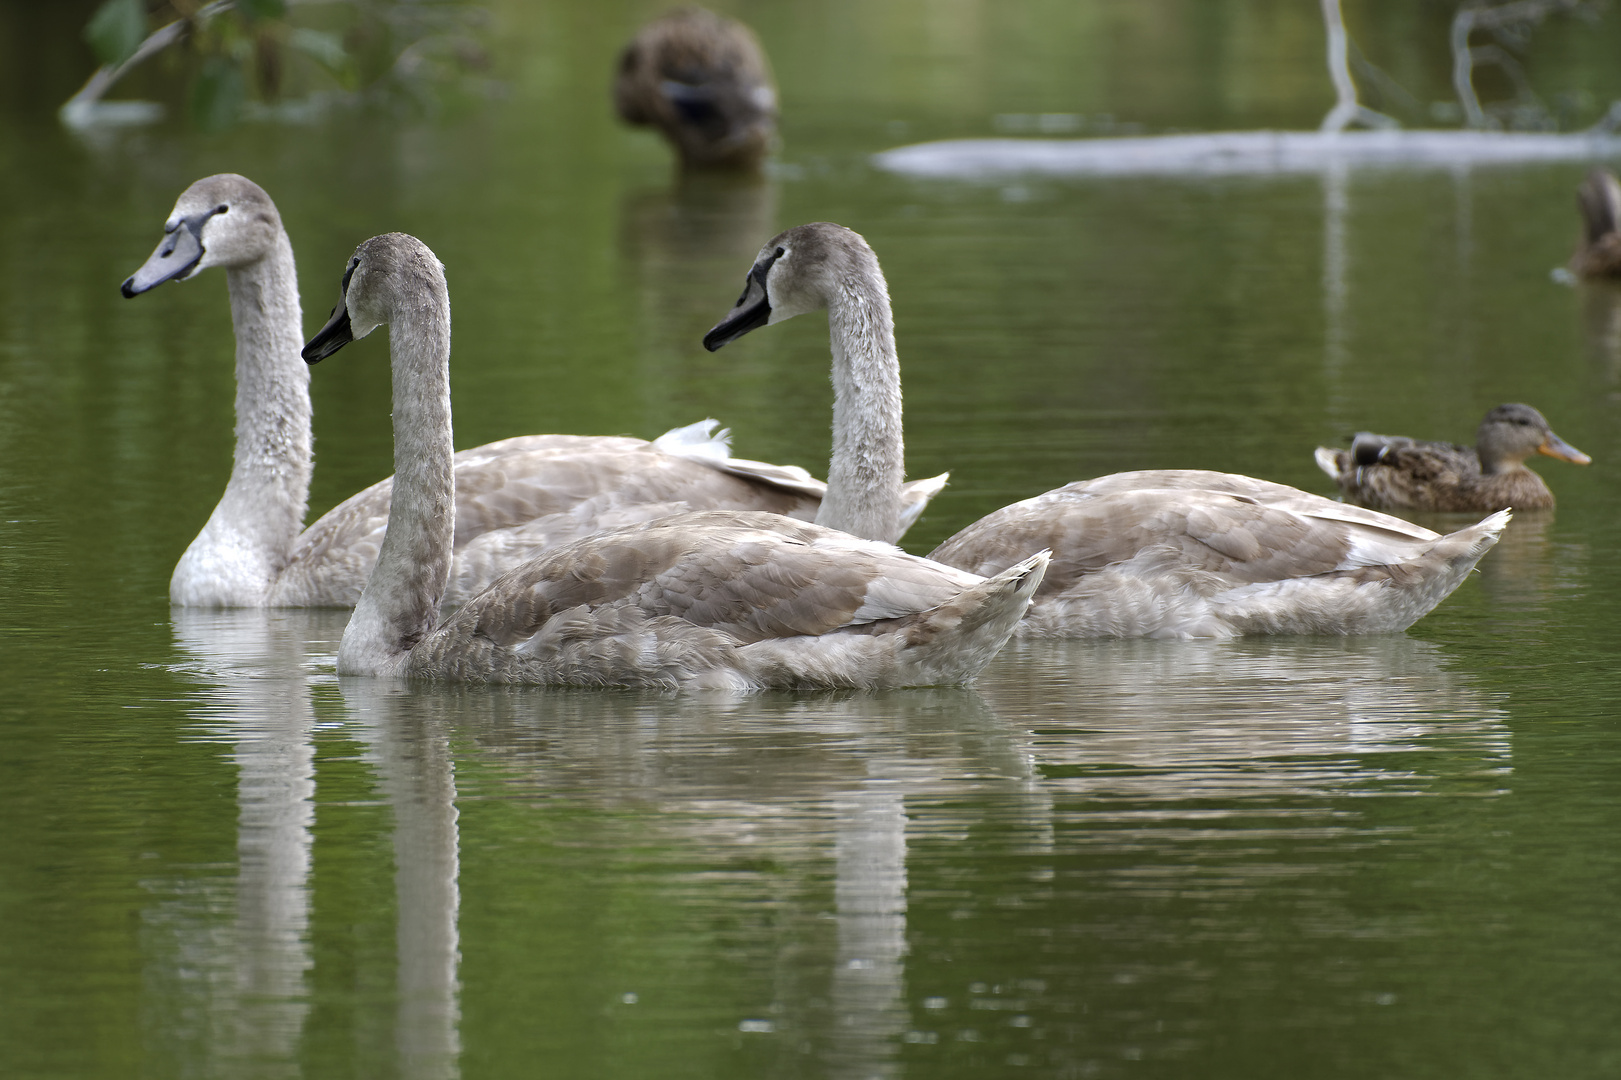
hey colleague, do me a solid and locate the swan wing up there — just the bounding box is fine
[929,486,1446,590]
[450,512,982,648]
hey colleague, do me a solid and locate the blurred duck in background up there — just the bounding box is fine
[1573,168,1621,279]
[124,175,932,609]
[614,7,777,170]
[1314,403,1589,513]
[706,222,1509,639]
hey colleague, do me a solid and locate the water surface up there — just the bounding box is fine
[2,2,1620,1077]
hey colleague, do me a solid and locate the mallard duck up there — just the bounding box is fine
[704,223,1509,639]
[1573,168,1621,279]
[301,233,1046,689]
[613,8,776,170]
[1314,403,1589,512]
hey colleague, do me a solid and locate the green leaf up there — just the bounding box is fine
[189,56,246,132]
[237,0,288,20]
[287,28,350,75]
[84,0,146,68]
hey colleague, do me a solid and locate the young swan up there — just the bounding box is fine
[613,7,777,170]
[303,233,1046,689]
[1314,403,1590,513]
[704,223,1508,639]
[126,175,940,608]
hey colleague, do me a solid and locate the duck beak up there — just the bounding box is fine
[703,268,771,351]
[1538,433,1592,465]
[302,300,354,364]
[120,211,213,297]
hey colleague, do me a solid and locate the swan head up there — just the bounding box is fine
[1476,403,1590,472]
[703,222,880,350]
[303,233,447,364]
[121,174,283,297]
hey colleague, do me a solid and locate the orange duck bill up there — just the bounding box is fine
[1538,432,1592,465]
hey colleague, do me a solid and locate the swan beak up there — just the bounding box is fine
[703,273,771,351]
[120,217,206,297]
[1538,433,1592,465]
[302,302,354,364]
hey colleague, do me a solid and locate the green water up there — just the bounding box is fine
[3,1,1620,1077]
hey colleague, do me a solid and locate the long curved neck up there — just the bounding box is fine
[816,271,904,544]
[170,231,312,605]
[338,292,455,676]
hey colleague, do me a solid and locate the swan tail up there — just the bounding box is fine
[652,418,733,462]
[895,550,1049,685]
[1371,509,1510,632]
[896,471,949,537]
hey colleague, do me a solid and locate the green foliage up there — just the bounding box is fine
[236,0,288,19]
[84,0,147,68]
[76,0,488,132]
[189,53,246,131]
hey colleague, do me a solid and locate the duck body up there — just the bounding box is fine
[613,8,777,170]
[927,477,1508,639]
[1573,168,1621,279]
[128,176,939,608]
[1314,403,1589,513]
[307,233,1042,690]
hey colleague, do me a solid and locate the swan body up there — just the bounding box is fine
[1573,168,1621,279]
[125,175,941,607]
[306,233,1045,690]
[928,481,1508,639]
[699,222,1508,639]
[1314,403,1589,512]
[613,7,777,170]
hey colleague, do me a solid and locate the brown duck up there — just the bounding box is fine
[1315,403,1590,512]
[1573,168,1621,279]
[613,8,777,170]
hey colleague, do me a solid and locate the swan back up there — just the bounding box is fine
[613,8,777,170]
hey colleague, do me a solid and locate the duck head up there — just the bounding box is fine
[1477,403,1591,473]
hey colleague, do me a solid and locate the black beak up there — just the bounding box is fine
[703,267,771,351]
[120,210,215,297]
[302,302,354,364]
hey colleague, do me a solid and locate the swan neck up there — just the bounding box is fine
[815,272,904,543]
[339,289,454,675]
[170,231,312,604]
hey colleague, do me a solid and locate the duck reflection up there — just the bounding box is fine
[1577,278,1621,385]
[618,172,776,404]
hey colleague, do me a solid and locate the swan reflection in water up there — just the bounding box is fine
[156,610,1508,1076]
[163,608,460,1080]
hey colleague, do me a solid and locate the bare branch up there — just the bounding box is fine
[1318,0,1399,132]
